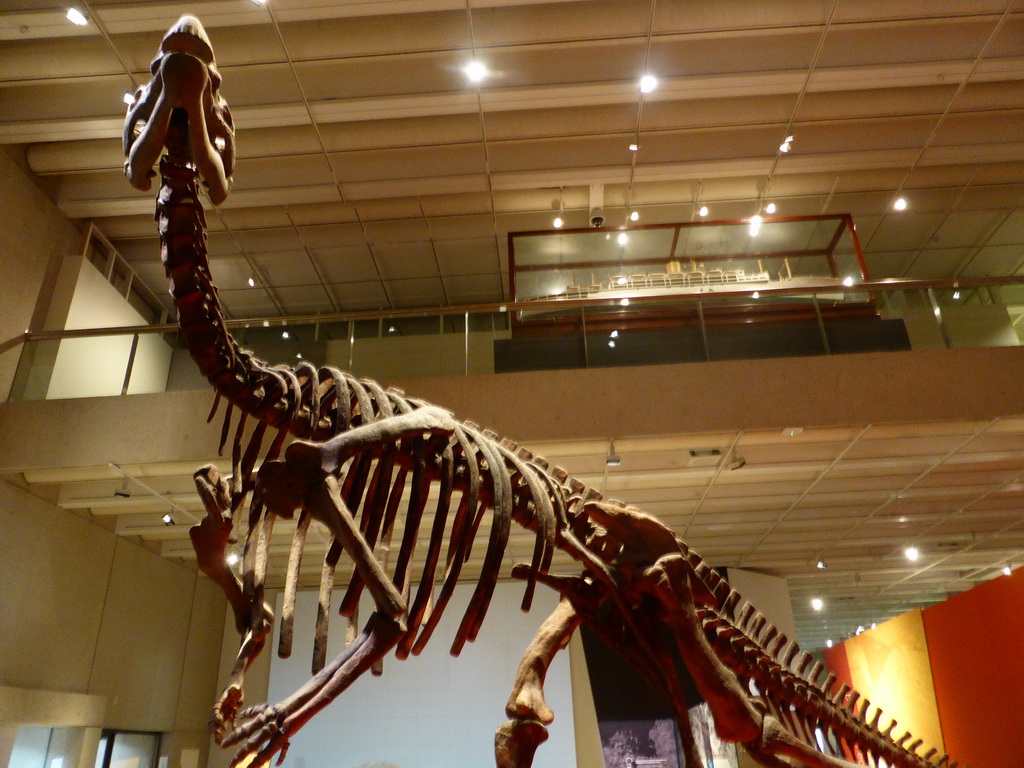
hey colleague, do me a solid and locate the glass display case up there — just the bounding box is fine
[509,215,868,319]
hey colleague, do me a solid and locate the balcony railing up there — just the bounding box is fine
[6,276,1024,403]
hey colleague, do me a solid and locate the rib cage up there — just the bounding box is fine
[150,67,957,768]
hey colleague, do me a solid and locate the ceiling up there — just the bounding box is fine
[4,0,1024,654]
[2,0,1024,319]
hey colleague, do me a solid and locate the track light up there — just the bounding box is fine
[639,74,658,94]
[765,203,776,214]
[114,477,131,499]
[162,513,175,526]
[698,206,708,217]
[606,439,621,467]
[1003,565,1012,576]
[893,197,908,211]
[553,216,563,229]
[816,560,827,570]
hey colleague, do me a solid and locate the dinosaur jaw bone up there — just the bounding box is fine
[124,15,234,204]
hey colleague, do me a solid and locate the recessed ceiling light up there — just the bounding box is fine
[463,60,487,83]
[629,210,639,222]
[66,8,88,25]
[639,74,658,94]
[553,216,563,229]
[617,232,628,245]
[765,203,776,214]
[893,197,908,211]
[904,545,920,562]
[698,206,708,217]
[811,597,823,611]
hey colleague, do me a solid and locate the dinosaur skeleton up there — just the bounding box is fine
[123,16,959,768]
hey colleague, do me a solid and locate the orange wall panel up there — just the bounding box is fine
[922,568,1024,768]
[837,609,944,756]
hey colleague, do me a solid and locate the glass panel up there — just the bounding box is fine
[107,733,159,768]
[9,727,51,768]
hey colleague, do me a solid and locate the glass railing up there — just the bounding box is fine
[7,277,1024,402]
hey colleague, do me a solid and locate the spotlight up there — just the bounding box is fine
[748,215,762,236]
[855,625,865,635]
[811,598,823,611]
[765,203,776,214]
[248,276,256,287]
[281,330,290,339]
[553,216,563,229]
[816,560,827,570]
[620,298,630,306]
[606,439,621,467]
[904,545,919,562]
[616,277,627,286]
[779,135,794,153]
[728,456,746,471]
[843,276,855,287]
[617,232,628,245]
[114,477,131,499]
[826,639,833,648]
[893,197,908,211]
[610,330,619,338]
[752,291,759,299]
[162,513,175,526]
[226,552,240,566]
[630,210,639,222]
[952,290,961,300]
[698,206,709,217]
[123,92,136,106]
[463,60,487,83]
[66,8,88,25]
[1003,565,1012,576]
[628,143,639,152]
[639,74,658,94]
[608,340,616,348]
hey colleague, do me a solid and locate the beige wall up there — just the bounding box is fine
[0,479,226,768]
[0,149,82,401]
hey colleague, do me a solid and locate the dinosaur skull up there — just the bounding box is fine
[123,15,234,204]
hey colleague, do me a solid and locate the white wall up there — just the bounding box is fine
[0,479,226,768]
[46,263,171,400]
[266,583,576,768]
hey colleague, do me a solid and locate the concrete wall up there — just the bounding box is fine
[0,149,83,401]
[0,479,226,768]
